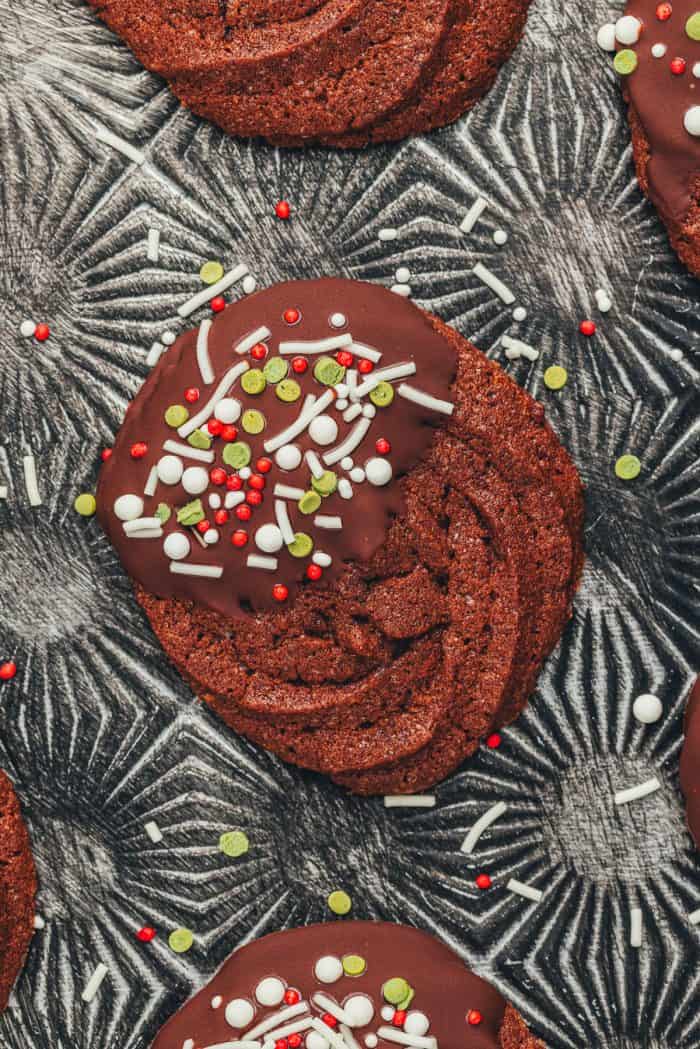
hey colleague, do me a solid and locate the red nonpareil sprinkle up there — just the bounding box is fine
[251,342,268,361]
[256,457,272,474]
[246,489,263,506]
[656,1,672,17]
[291,356,308,374]
[226,474,243,491]
[466,1010,483,1027]
[375,438,391,455]
[136,926,156,943]
[670,56,686,74]
[475,873,492,890]
[274,1040,288,1049]
[336,350,354,367]
[210,467,227,486]
[211,296,226,313]
[272,583,289,601]
[486,733,502,749]
[232,529,248,547]
[185,387,200,403]
[284,989,301,1006]
[579,320,596,337]
[288,1034,302,1048]
[130,442,148,459]
[221,425,238,442]
[236,504,252,521]
[100,448,113,462]
[322,1014,338,1029]
[248,473,266,491]
[214,509,229,525]
[391,1011,407,1028]
[196,519,211,534]
[0,661,17,682]
[275,200,291,220]
[357,358,374,374]
[283,308,301,325]
[306,564,322,581]
[208,418,223,436]
[34,323,50,342]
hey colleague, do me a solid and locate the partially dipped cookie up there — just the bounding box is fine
[151,921,544,1048]
[97,278,584,794]
[680,677,699,847]
[0,771,36,1013]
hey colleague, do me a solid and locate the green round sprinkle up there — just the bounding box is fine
[241,369,266,396]
[165,404,189,428]
[223,442,251,469]
[543,365,568,390]
[328,890,352,915]
[263,357,289,384]
[342,954,366,977]
[155,502,171,523]
[615,454,641,481]
[614,49,638,75]
[169,928,194,953]
[314,356,346,386]
[298,491,322,515]
[74,493,96,517]
[242,410,265,434]
[276,379,302,403]
[200,260,224,284]
[177,498,205,526]
[369,381,395,407]
[686,12,700,39]
[383,978,410,1005]
[219,830,249,857]
[397,988,415,1011]
[311,470,338,497]
[187,428,212,450]
[287,532,314,558]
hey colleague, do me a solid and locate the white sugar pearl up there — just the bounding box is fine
[670,348,684,362]
[275,444,303,471]
[380,1006,395,1022]
[113,494,144,521]
[256,524,284,553]
[684,105,700,136]
[211,995,222,1009]
[215,398,241,424]
[314,955,343,984]
[340,457,354,470]
[362,404,376,419]
[330,312,346,328]
[20,320,36,338]
[225,998,255,1028]
[512,306,527,322]
[651,43,667,57]
[694,61,700,77]
[349,467,365,483]
[157,454,184,486]
[615,15,642,43]
[307,1033,329,1049]
[597,22,617,50]
[239,466,251,480]
[182,466,209,494]
[308,415,338,446]
[365,458,392,486]
[209,493,222,509]
[335,399,349,411]
[204,528,219,544]
[313,551,332,568]
[493,229,508,246]
[243,275,257,294]
[395,266,411,283]
[404,1013,430,1037]
[365,1038,378,1049]
[163,532,190,560]
[343,995,374,1027]
[633,693,663,725]
[161,330,177,346]
[255,977,285,1007]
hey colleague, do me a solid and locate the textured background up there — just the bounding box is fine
[0,0,699,1046]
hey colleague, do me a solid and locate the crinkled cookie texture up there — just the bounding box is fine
[85,0,532,147]
[152,921,545,1049]
[0,771,36,1013]
[680,676,700,848]
[97,278,584,795]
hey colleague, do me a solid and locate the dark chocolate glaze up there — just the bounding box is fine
[680,676,700,848]
[619,0,700,231]
[97,280,456,618]
[151,922,507,1049]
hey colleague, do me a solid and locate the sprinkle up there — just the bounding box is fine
[342,404,363,423]
[247,554,278,571]
[243,275,257,295]
[327,890,352,916]
[632,693,663,724]
[235,326,273,356]
[512,307,527,322]
[23,455,41,507]
[33,915,45,930]
[502,335,539,361]
[351,342,383,363]
[274,484,306,500]
[178,264,248,318]
[597,22,617,50]
[614,777,661,805]
[261,1020,314,1049]
[264,389,335,453]
[200,261,225,285]
[247,1003,310,1041]
[123,517,163,535]
[275,200,291,219]
[397,384,454,415]
[460,801,507,854]
[349,467,365,484]
[395,267,411,283]
[81,963,109,1002]
[34,323,50,342]
[146,342,165,367]
[615,454,641,481]
[162,330,176,345]
[314,515,343,530]
[460,197,488,233]
[579,319,596,337]
[95,126,145,164]
[0,662,17,681]
[338,479,353,500]
[169,928,194,953]
[384,795,436,808]
[472,262,515,305]
[219,830,249,857]
[225,491,246,510]
[143,466,158,497]
[0,486,7,500]
[475,872,492,890]
[323,418,372,465]
[19,320,36,338]
[162,440,214,463]
[305,450,325,479]
[391,284,411,297]
[169,562,223,578]
[378,228,398,241]
[630,907,643,948]
[145,820,163,843]
[279,334,352,356]
[309,1017,348,1049]
[329,312,347,328]
[689,908,700,925]
[595,289,613,313]
[196,318,215,385]
[376,1028,436,1049]
[340,1025,362,1049]
[544,366,568,390]
[178,362,250,438]
[352,362,416,400]
[146,228,160,262]
[313,551,332,568]
[74,493,97,517]
[137,926,156,943]
[275,500,296,546]
[506,879,543,903]
[493,230,508,246]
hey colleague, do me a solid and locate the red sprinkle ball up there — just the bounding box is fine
[284,989,301,1006]
[375,438,391,455]
[214,509,229,525]
[256,457,273,474]
[221,425,238,442]
[273,583,289,602]
[288,1035,302,1048]
[475,873,492,890]
[210,467,227,486]
[656,1,672,17]
[196,519,210,534]
[466,1010,483,1027]
[307,564,323,581]
[185,387,200,403]
[248,473,266,491]
[227,474,243,491]
[283,308,301,325]
[208,418,223,436]
[486,732,502,749]
[392,1011,407,1029]
[275,200,291,220]
[336,350,354,368]
[236,504,252,521]
[34,323,50,342]
[275,1040,288,1049]
[232,530,248,547]
[251,342,268,361]
[291,356,308,374]
[100,448,113,462]
[211,296,226,313]
[246,489,263,506]
[322,1014,338,1029]
[357,358,374,374]
[670,56,686,74]
[130,441,148,459]
[579,320,596,337]
[0,661,17,682]
[136,926,156,943]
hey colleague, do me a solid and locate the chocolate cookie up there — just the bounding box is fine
[606,2,700,275]
[85,0,532,147]
[151,921,545,1049]
[0,771,36,1013]
[97,278,584,794]
[680,676,699,848]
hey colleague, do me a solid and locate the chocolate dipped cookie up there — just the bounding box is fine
[85,0,532,147]
[151,921,544,1048]
[97,278,584,794]
[0,771,36,1013]
[680,676,700,848]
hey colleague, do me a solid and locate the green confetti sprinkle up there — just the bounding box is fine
[383,978,411,1005]
[397,988,415,1011]
[615,454,641,480]
[287,532,313,558]
[219,830,249,857]
[263,357,289,384]
[241,369,266,396]
[168,928,194,953]
[187,428,212,450]
[177,499,205,526]
[242,410,265,434]
[614,49,638,75]
[543,365,568,390]
[686,12,700,39]
[313,356,346,386]
[74,493,96,517]
[200,260,224,284]
[298,491,322,515]
[155,502,171,523]
[165,404,189,428]
[276,379,302,403]
[311,470,338,497]
[342,954,366,977]
[222,442,251,469]
[369,381,394,407]
[327,890,352,915]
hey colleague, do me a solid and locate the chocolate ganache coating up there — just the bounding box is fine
[151,922,544,1049]
[680,676,700,848]
[0,771,36,1014]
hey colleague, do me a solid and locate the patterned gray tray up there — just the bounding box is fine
[0,0,699,1046]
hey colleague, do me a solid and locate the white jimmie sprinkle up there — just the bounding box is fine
[378,228,398,241]
[23,455,41,506]
[279,334,352,356]
[630,907,643,948]
[146,228,160,262]
[146,342,165,367]
[614,777,661,806]
[391,284,411,297]
[314,515,343,530]
[460,801,507,854]
[196,318,215,385]
[506,879,543,903]
[460,197,488,233]
[247,554,278,571]
[95,126,145,165]
[688,908,700,925]
[235,326,272,356]
[472,262,515,305]
[178,362,250,438]
[144,820,163,843]
[384,795,436,808]
[178,264,249,318]
[502,335,539,362]
[162,440,214,464]
[170,562,223,579]
[82,963,109,1003]
[397,384,454,415]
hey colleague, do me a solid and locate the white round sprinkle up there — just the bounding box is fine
[242,275,257,295]
[633,693,663,725]
[380,1006,395,1022]
[255,977,285,1006]
[308,415,338,446]
[684,105,700,136]
[340,457,354,471]
[204,528,219,544]
[349,467,365,483]
[365,1038,378,1049]
[157,454,184,486]
[215,398,241,424]
[362,404,376,419]
[275,444,303,471]
[209,493,222,509]
[493,229,508,246]
[378,228,398,241]
[670,348,684,362]
[182,466,209,495]
[329,312,347,328]
[512,306,527,322]
[307,1033,329,1049]
[343,995,374,1027]
[161,330,177,346]
[597,22,617,50]
[239,466,251,480]
[113,494,144,521]
[395,266,411,283]
[314,955,343,984]
[20,320,36,338]
[651,42,667,57]
[211,995,223,1009]
[335,399,349,411]
[615,15,642,44]
[163,532,190,561]
[255,523,284,553]
[693,61,700,77]
[404,1013,430,1037]
[225,998,255,1028]
[365,457,392,486]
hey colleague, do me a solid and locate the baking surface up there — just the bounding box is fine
[0,0,699,1046]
